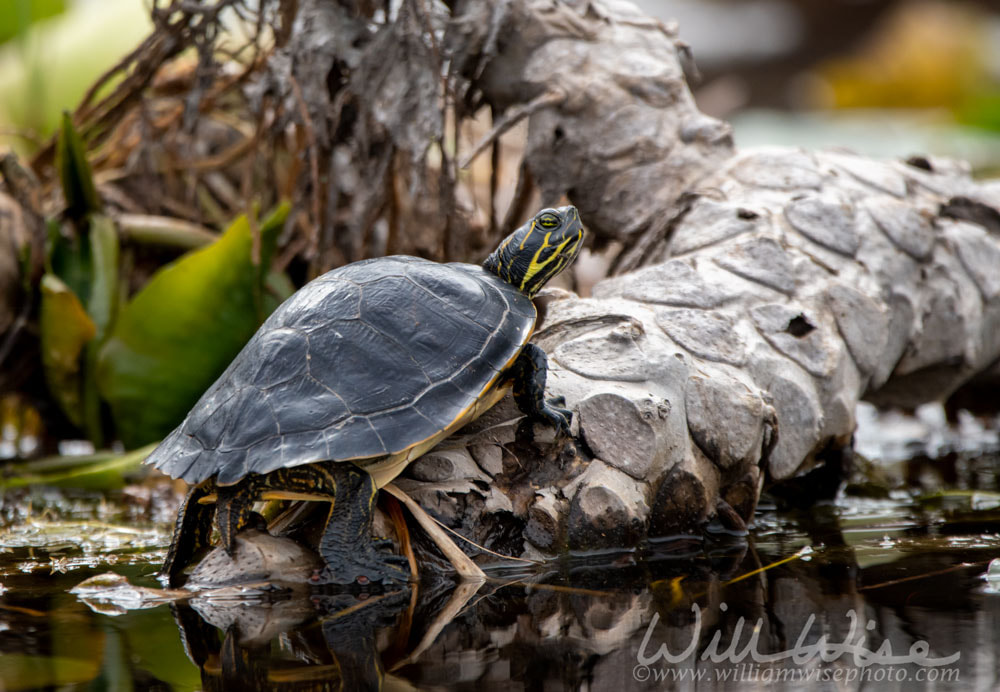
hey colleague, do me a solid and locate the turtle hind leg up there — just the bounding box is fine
[161,480,216,587]
[215,476,267,557]
[511,342,572,440]
[273,464,410,586]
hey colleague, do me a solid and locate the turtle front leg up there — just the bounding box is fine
[161,480,216,587]
[511,342,572,439]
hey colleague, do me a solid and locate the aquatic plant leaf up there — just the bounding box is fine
[40,273,96,427]
[85,214,119,341]
[42,216,120,444]
[55,111,101,220]
[0,444,154,490]
[97,204,290,448]
[47,218,92,306]
[80,215,120,446]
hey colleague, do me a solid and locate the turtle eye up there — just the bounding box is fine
[537,212,560,229]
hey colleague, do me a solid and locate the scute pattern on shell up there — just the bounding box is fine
[146,256,536,485]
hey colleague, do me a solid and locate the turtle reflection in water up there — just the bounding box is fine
[146,206,585,586]
[173,583,410,690]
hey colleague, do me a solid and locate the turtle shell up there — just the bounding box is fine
[145,256,536,486]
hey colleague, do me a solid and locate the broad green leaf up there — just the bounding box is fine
[40,273,96,427]
[47,217,92,305]
[81,215,120,446]
[55,111,101,219]
[42,216,119,444]
[97,204,290,448]
[86,214,119,340]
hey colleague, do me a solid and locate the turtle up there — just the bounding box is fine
[146,205,585,587]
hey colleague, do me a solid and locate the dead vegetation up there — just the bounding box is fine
[2,0,569,442]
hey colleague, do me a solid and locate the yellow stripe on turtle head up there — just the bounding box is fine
[518,220,536,250]
[482,206,585,296]
[519,232,577,294]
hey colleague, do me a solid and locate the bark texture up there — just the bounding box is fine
[393,0,1000,553]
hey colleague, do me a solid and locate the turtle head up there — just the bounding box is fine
[483,206,585,298]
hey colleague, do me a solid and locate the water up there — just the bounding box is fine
[2,450,999,690]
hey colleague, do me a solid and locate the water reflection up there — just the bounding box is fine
[174,589,411,690]
[2,490,999,689]
[99,537,1000,688]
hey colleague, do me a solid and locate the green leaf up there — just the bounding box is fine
[40,273,96,427]
[80,215,119,446]
[0,0,66,45]
[0,443,154,488]
[85,214,119,341]
[47,217,92,305]
[55,111,101,220]
[97,204,290,448]
[43,213,119,445]
[0,444,151,491]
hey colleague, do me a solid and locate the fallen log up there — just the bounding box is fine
[392,0,1000,554]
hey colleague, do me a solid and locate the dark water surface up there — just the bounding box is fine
[2,449,999,691]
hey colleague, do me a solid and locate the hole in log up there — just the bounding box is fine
[785,314,814,338]
[906,155,933,171]
[940,196,1000,234]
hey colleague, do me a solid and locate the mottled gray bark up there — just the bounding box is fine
[394,0,1000,554]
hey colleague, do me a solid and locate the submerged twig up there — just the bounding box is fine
[858,562,984,592]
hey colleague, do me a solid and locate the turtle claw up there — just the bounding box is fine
[552,407,573,435]
[547,397,573,434]
[517,405,572,442]
[540,401,573,434]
